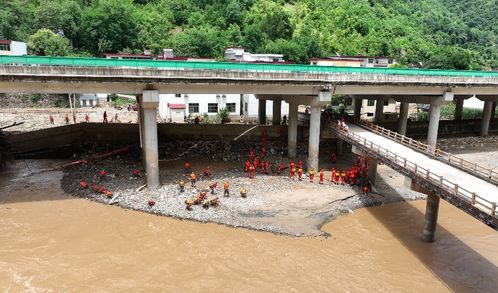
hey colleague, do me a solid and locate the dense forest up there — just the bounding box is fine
[1,0,498,69]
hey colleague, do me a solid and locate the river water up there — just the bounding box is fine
[0,160,497,292]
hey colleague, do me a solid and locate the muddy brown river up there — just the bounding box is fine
[1,160,497,292]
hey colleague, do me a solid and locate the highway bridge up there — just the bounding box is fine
[1,55,497,241]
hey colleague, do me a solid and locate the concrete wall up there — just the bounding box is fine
[6,123,307,155]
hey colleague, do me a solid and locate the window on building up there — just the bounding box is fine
[367,112,373,117]
[383,100,389,106]
[0,44,11,51]
[367,99,375,106]
[208,103,218,113]
[175,94,181,98]
[368,58,374,63]
[188,103,199,113]
[226,103,236,113]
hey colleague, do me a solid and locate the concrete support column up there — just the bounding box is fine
[492,102,497,119]
[258,99,267,125]
[137,94,146,167]
[353,97,362,119]
[422,194,440,242]
[397,102,409,135]
[454,97,464,120]
[272,99,282,126]
[374,98,385,124]
[336,139,343,157]
[307,104,321,172]
[142,90,160,190]
[481,101,493,136]
[287,102,298,159]
[367,158,378,185]
[427,103,442,149]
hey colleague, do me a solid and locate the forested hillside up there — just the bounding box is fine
[1,0,497,69]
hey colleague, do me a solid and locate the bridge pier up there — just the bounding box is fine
[272,99,282,125]
[405,177,441,242]
[454,97,464,120]
[308,104,321,171]
[353,96,362,119]
[481,100,493,136]
[137,94,146,168]
[141,90,160,191]
[258,98,267,125]
[367,158,378,185]
[287,102,298,158]
[374,97,385,124]
[397,102,409,135]
[427,102,442,150]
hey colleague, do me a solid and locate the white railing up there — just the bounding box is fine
[356,119,498,185]
[333,123,497,217]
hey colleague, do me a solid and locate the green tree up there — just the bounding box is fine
[35,0,82,42]
[0,0,25,39]
[27,28,72,56]
[78,0,138,54]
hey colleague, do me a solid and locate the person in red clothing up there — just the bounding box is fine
[259,160,265,173]
[319,169,324,184]
[249,164,255,178]
[289,161,295,171]
[276,162,285,175]
[223,182,230,197]
[298,160,303,170]
[72,112,77,123]
[103,111,108,123]
[260,145,266,158]
[362,185,369,196]
[84,114,90,123]
[309,168,315,183]
[49,115,54,124]
[64,114,70,125]
[203,166,212,178]
[264,161,270,175]
[209,181,217,194]
[245,160,250,172]
[331,168,336,182]
[349,170,356,186]
[290,167,296,180]
[254,156,259,170]
[297,167,303,181]
[248,149,255,161]
[184,162,191,174]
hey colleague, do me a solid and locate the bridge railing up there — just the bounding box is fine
[333,123,497,218]
[356,119,498,186]
[3,55,498,78]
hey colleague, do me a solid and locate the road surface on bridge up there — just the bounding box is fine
[346,124,498,215]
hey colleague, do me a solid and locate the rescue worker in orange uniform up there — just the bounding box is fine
[179,178,185,192]
[298,160,303,170]
[64,114,70,125]
[264,161,270,175]
[49,115,54,124]
[203,166,212,178]
[223,182,230,197]
[290,167,296,180]
[335,171,341,184]
[209,181,217,194]
[259,160,265,173]
[297,167,303,181]
[349,170,356,186]
[289,161,295,172]
[331,168,336,182]
[319,169,324,184]
[276,162,285,175]
[362,185,369,196]
[260,146,266,158]
[84,113,90,123]
[73,113,77,123]
[254,156,259,171]
[190,172,196,187]
[245,160,250,172]
[309,168,315,183]
[340,171,347,185]
[249,164,255,179]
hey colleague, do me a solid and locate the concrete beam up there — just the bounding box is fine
[142,90,160,190]
[258,98,267,125]
[397,102,409,135]
[287,102,298,158]
[481,101,493,136]
[272,99,282,125]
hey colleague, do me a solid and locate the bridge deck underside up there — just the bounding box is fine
[347,124,498,214]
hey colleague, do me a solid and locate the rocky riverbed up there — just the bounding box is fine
[60,142,426,236]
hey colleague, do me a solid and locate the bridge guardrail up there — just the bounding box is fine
[332,123,497,218]
[356,119,498,186]
[2,55,498,78]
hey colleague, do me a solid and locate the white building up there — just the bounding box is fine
[310,56,396,68]
[79,93,108,107]
[159,94,289,123]
[0,40,27,56]
[224,47,285,63]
